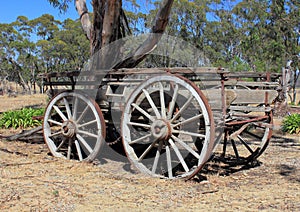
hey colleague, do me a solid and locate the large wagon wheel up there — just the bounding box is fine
[43,91,106,161]
[222,106,273,165]
[121,74,215,179]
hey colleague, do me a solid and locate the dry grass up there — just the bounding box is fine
[0,94,48,113]
[0,138,299,211]
[0,93,299,211]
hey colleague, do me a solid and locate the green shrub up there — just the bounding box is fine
[282,113,300,134]
[0,108,45,129]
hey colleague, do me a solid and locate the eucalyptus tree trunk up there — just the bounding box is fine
[7,58,31,93]
[75,0,174,69]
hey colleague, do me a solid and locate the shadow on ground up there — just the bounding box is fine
[2,129,298,182]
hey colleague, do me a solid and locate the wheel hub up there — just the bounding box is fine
[61,120,76,138]
[151,119,172,141]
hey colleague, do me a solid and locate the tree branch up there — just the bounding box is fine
[6,58,30,92]
[114,0,174,69]
[75,0,92,40]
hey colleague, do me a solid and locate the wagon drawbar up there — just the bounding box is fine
[40,67,280,180]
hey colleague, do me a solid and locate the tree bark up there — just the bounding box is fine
[101,0,122,47]
[75,0,174,68]
[90,0,104,54]
[114,0,174,69]
[75,0,92,40]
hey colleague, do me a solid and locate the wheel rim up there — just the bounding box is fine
[223,108,273,164]
[121,74,215,179]
[43,91,106,161]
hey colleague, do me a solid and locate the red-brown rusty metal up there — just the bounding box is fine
[220,72,227,121]
[225,115,269,126]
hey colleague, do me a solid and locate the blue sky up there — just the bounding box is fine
[1,0,156,24]
[1,0,79,23]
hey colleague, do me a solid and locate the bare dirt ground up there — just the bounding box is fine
[0,94,299,211]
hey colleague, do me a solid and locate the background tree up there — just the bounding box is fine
[0,18,34,92]
[0,15,90,93]
[232,0,299,71]
[1,0,299,94]
[48,0,174,69]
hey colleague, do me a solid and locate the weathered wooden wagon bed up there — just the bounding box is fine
[40,67,280,179]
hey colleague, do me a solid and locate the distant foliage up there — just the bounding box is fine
[282,113,300,134]
[0,108,45,129]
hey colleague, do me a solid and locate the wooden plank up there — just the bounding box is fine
[196,79,238,88]
[39,69,281,81]
[43,81,74,86]
[43,80,102,87]
[203,89,237,109]
[229,105,272,112]
[227,89,278,104]
[39,70,80,78]
[49,67,227,77]
[191,88,277,109]
[226,72,281,79]
[236,81,279,88]
[113,67,228,75]
[199,80,279,89]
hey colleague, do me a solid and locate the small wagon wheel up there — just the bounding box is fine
[222,106,273,164]
[43,91,106,161]
[121,74,215,179]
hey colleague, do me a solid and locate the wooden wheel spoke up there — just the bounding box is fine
[237,135,254,153]
[142,89,161,118]
[76,104,90,124]
[171,135,200,159]
[53,105,68,121]
[77,130,99,139]
[172,129,206,138]
[48,119,62,126]
[172,113,203,128]
[165,145,173,178]
[63,97,72,119]
[152,140,163,174]
[129,134,151,145]
[244,130,263,140]
[76,134,93,153]
[78,120,98,128]
[138,140,158,162]
[75,140,83,161]
[67,139,72,160]
[253,122,272,129]
[72,96,79,120]
[128,121,151,129]
[159,82,166,119]
[56,138,67,151]
[132,103,155,122]
[168,139,189,173]
[167,84,179,119]
[171,95,193,122]
[49,131,63,138]
[222,134,228,156]
[231,139,240,159]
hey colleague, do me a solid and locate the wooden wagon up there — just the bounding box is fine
[40,67,280,179]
